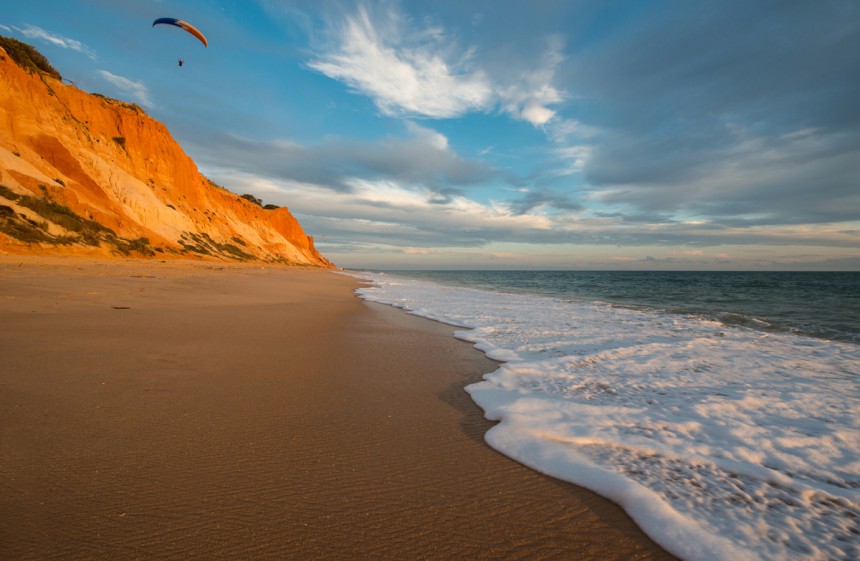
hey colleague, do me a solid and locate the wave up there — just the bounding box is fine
[347,271,860,561]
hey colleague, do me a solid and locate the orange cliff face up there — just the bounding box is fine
[0,44,333,267]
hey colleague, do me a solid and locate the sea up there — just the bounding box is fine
[343,270,860,561]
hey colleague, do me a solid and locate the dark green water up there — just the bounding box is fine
[370,271,860,344]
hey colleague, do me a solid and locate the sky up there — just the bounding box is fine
[2,0,859,270]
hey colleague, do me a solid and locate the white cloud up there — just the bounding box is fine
[97,70,154,109]
[342,177,551,231]
[309,4,568,129]
[15,25,96,59]
[547,118,600,143]
[519,104,556,127]
[553,145,592,176]
[346,177,430,208]
[402,248,445,254]
[208,167,551,240]
[498,36,566,127]
[404,121,448,150]
[309,5,493,119]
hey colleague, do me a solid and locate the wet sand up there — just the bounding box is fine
[0,256,677,560]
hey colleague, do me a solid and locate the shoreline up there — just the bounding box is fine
[0,256,676,560]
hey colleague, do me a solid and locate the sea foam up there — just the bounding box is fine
[348,271,860,561]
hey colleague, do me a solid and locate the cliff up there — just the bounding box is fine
[0,39,332,267]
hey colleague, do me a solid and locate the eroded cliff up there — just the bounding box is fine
[0,39,332,267]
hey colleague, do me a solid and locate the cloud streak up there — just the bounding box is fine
[14,24,96,59]
[189,122,495,195]
[96,70,154,109]
[496,35,566,127]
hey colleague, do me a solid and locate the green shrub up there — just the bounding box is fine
[18,196,114,239]
[240,194,263,207]
[0,184,21,201]
[112,236,155,256]
[0,204,53,243]
[0,185,116,246]
[0,35,61,79]
[220,243,254,261]
[179,231,256,261]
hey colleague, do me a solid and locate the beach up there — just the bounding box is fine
[0,257,676,560]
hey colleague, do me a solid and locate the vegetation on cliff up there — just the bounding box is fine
[0,36,61,80]
[0,185,154,255]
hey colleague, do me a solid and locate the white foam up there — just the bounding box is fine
[346,271,860,561]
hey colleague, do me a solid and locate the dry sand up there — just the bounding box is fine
[0,256,677,560]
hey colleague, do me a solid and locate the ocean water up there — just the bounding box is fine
[344,270,860,561]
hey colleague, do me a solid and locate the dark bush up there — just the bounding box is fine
[112,236,155,256]
[92,93,145,114]
[240,194,263,207]
[0,184,116,246]
[0,35,61,79]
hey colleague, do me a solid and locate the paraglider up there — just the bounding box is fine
[152,17,208,47]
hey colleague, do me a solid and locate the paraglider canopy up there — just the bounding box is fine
[152,17,208,47]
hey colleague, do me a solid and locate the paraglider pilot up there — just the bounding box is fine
[152,18,207,69]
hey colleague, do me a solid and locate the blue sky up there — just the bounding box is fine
[2,0,859,270]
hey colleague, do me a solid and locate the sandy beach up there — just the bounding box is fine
[0,256,676,560]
